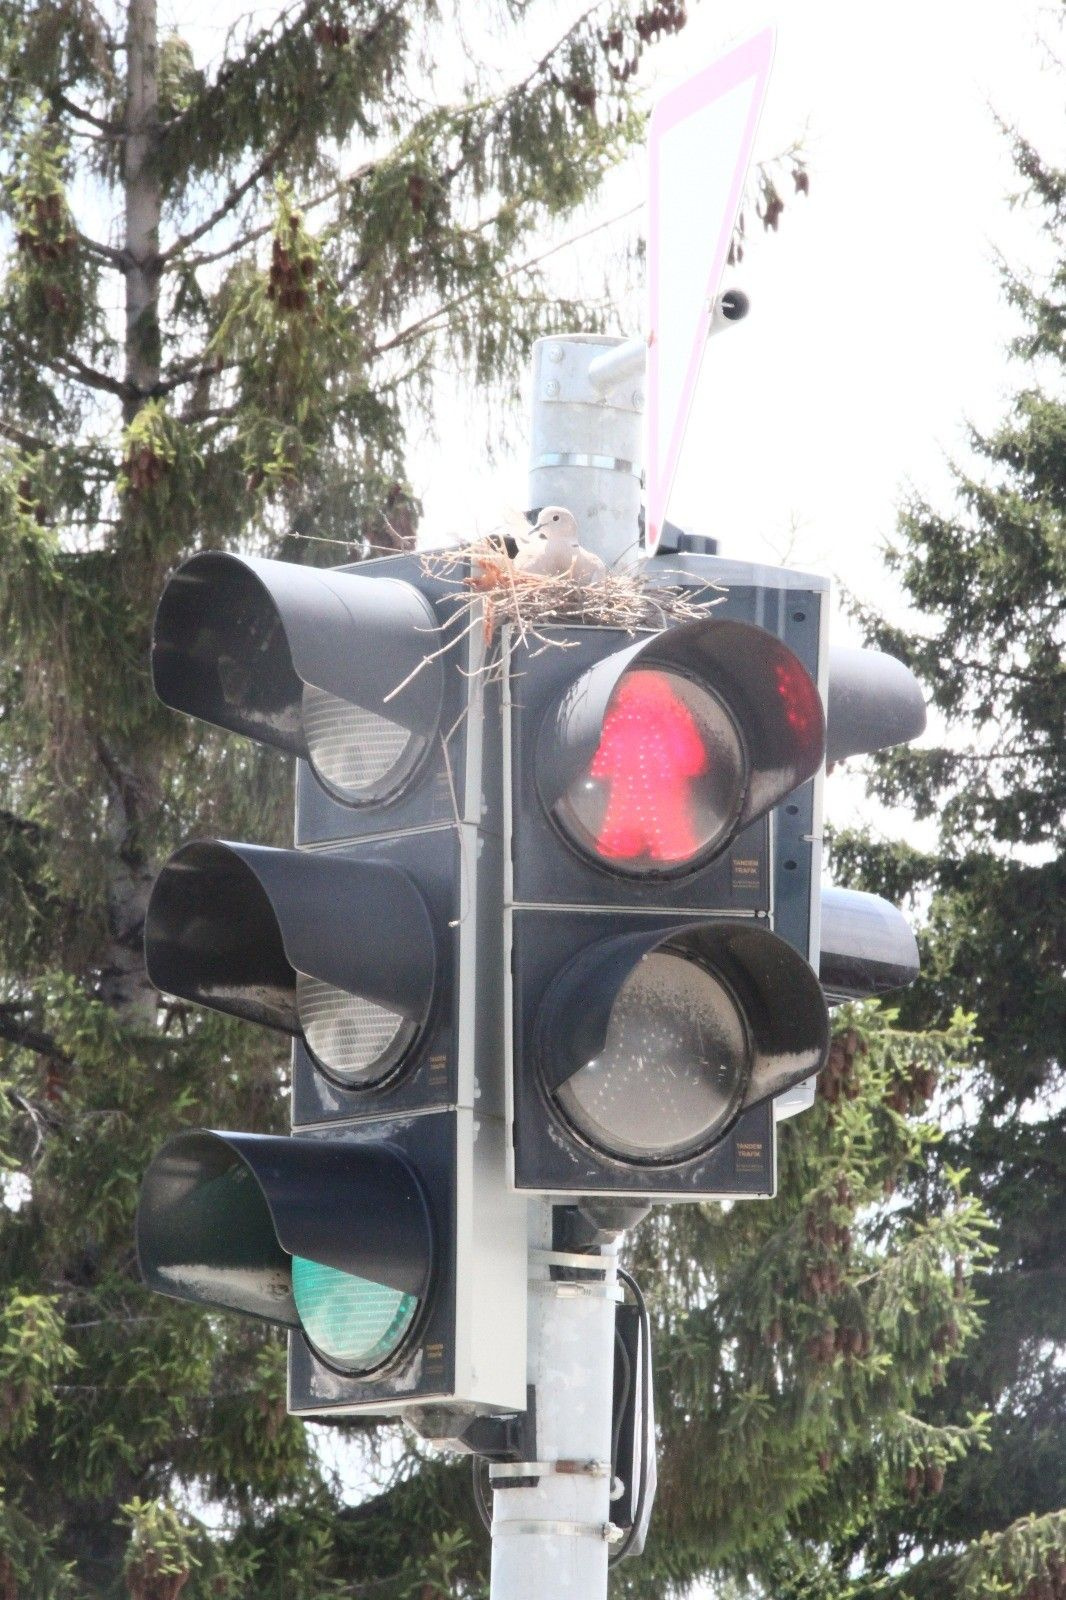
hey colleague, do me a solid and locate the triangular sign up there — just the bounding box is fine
[645,29,775,554]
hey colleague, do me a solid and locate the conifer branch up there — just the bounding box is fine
[0,417,52,453]
[0,1010,71,1066]
[77,230,127,267]
[3,332,126,400]
[152,356,236,399]
[162,0,327,144]
[372,202,640,357]
[0,809,46,841]
[158,129,300,264]
[170,159,378,272]
[54,93,125,138]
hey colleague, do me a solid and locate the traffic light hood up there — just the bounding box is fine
[144,840,436,1035]
[819,885,920,1002]
[152,552,445,803]
[136,1130,434,1317]
[537,616,825,846]
[825,646,926,764]
[540,918,829,1121]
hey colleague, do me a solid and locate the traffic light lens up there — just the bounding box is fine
[554,949,749,1161]
[297,973,417,1087]
[554,669,745,874]
[302,683,429,805]
[291,1256,418,1373]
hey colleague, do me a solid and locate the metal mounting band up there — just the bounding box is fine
[490,1460,610,1481]
[530,1247,614,1275]
[530,450,644,482]
[532,1280,625,1302]
[491,1519,623,1543]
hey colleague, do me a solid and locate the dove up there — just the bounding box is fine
[513,506,607,585]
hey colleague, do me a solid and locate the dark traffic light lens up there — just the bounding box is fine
[302,683,431,806]
[297,973,418,1089]
[291,1257,418,1373]
[553,668,746,875]
[554,948,749,1162]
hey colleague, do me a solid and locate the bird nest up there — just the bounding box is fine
[417,538,724,669]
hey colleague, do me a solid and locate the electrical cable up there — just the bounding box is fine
[472,1453,493,1535]
[610,1264,652,1566]
[470,1263,651,1559]
[611,1323,632,1475]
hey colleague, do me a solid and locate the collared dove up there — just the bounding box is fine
[513,506,607,585]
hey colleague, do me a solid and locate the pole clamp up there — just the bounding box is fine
[530,1247,614,1276]
[490,1459,611,1486]
[491,1518,624,1544]
[532,1279,625,1302]
[530,450,644,482]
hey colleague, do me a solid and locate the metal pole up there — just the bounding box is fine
[528,334,644,569]
[488,1201,620,1600]
[487,354,644,1599]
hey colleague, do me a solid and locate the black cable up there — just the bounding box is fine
[472,1453,493,1535]
[610,1265,652,1566]
[611,1323,632,1473]
[470,1267,651,1559]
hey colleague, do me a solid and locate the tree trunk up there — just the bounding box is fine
[107,0,163,1022]
[123,0,161,416]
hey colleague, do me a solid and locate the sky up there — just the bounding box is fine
[409,0,1064,855]
[417,0,1062,634]
[165,0,1064,635]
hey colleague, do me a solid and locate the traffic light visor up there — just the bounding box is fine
[538,618,825,877]
[152,552,444,805]
[136,1131,433,1374]
[540,921,829,1164]
[819,886,920,1001]
[144,841,436,1089]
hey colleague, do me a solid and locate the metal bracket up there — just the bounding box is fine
[532,1279,625,1302]
[410,1385,537,1463]
[529,450,643,481]
[530,1246,612,1275]
[491,1519,625,1544]
[537,339,643,413]
[490,1459,611,1487]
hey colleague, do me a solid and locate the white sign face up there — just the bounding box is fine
[645,29,775,554]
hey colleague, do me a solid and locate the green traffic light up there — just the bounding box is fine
[291,1255,418,1373]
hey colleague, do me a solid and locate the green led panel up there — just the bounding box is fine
[291,1256,418,1373]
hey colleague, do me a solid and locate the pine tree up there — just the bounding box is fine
[614,1007,994,1599]
[0,2,990,1595]
[0,2,677,1592]
[827,122,1066,1600]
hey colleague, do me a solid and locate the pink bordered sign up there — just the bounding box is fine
[645,28,775,554]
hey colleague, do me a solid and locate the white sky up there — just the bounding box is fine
[419,0,1063,639]
[412,0,1064,852]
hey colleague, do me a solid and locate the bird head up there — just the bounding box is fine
[529,506,580,547]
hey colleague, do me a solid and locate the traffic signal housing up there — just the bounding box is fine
[505,572,834,1199]
[136,550,527,1419]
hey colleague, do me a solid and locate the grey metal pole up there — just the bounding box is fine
[488,1202,621,1599]
[528,334,644,569]
[486,346,648,1600]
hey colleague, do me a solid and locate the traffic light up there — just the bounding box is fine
[136,550,528,1418]
[816,642,927,1004]
[505,572,835,1198]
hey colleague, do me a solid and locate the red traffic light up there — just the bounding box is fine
[538,617,825,879]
